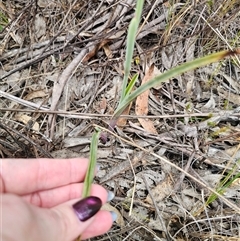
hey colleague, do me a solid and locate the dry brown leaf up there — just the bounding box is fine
[103,44,113,58]
[145,176,173,204]
[95,97,107,114]
[24,90,47,101]
[135,64,157,134]
[202,92,216,109]
[150,65,163,90]
[15,114,39,132]
[82,39,110,63]
[117,102,132,127]
[99,97,107,114]
[34,13,46,39]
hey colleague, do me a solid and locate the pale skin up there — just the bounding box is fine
[0,158,113,241]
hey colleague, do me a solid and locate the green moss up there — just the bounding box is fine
[207,113,213,118]
[207,121,217,127]
[0,11,8,31]
[211,126,229,137]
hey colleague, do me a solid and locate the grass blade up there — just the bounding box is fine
[119,0,144,103]
[206,159,240,206]
[82,128,101,198]
[125,73,139,96]
[114,49,240,117]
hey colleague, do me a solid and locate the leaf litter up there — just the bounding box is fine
[135,64,158,134]
[1,0,240,240]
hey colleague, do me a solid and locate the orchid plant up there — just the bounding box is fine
[82,0,240,202]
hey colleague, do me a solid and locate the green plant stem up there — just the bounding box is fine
[114,50,238,118]
[119,0,144,103]
[124,73,139,96]
[82,128,101,198]
[206,159,240,205]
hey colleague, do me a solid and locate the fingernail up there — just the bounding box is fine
[73,196,102,222]
[110,211,117,222]
[107,191,115,202]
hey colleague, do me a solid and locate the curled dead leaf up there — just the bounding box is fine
[117,103,132,127]
[145,176,173,204]
[24,90,47,101]
[15,114,39,132]
[101,203,125,227]
[135,64,158,134]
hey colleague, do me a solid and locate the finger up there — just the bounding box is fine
[81,211,114,240]
[1,158,90,194]
[53,200,113,240]
[52,195,113,240]
[22,184,109,208]
[2,194,114,241]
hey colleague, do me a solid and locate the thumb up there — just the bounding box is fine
[49,196,102,240]
[2,194,102,241]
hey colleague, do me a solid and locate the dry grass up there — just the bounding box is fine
[1,0,240,240]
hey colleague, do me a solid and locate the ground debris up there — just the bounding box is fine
[1,0,240,240]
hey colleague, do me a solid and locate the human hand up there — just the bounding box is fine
[0,158,116,241]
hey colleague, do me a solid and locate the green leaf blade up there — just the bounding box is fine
[114,50,236,117]
[119,0,144,103]
[82,128,101,198]
[125,73,139,96]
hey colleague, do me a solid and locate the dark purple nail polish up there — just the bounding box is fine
[73,196,102,222]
